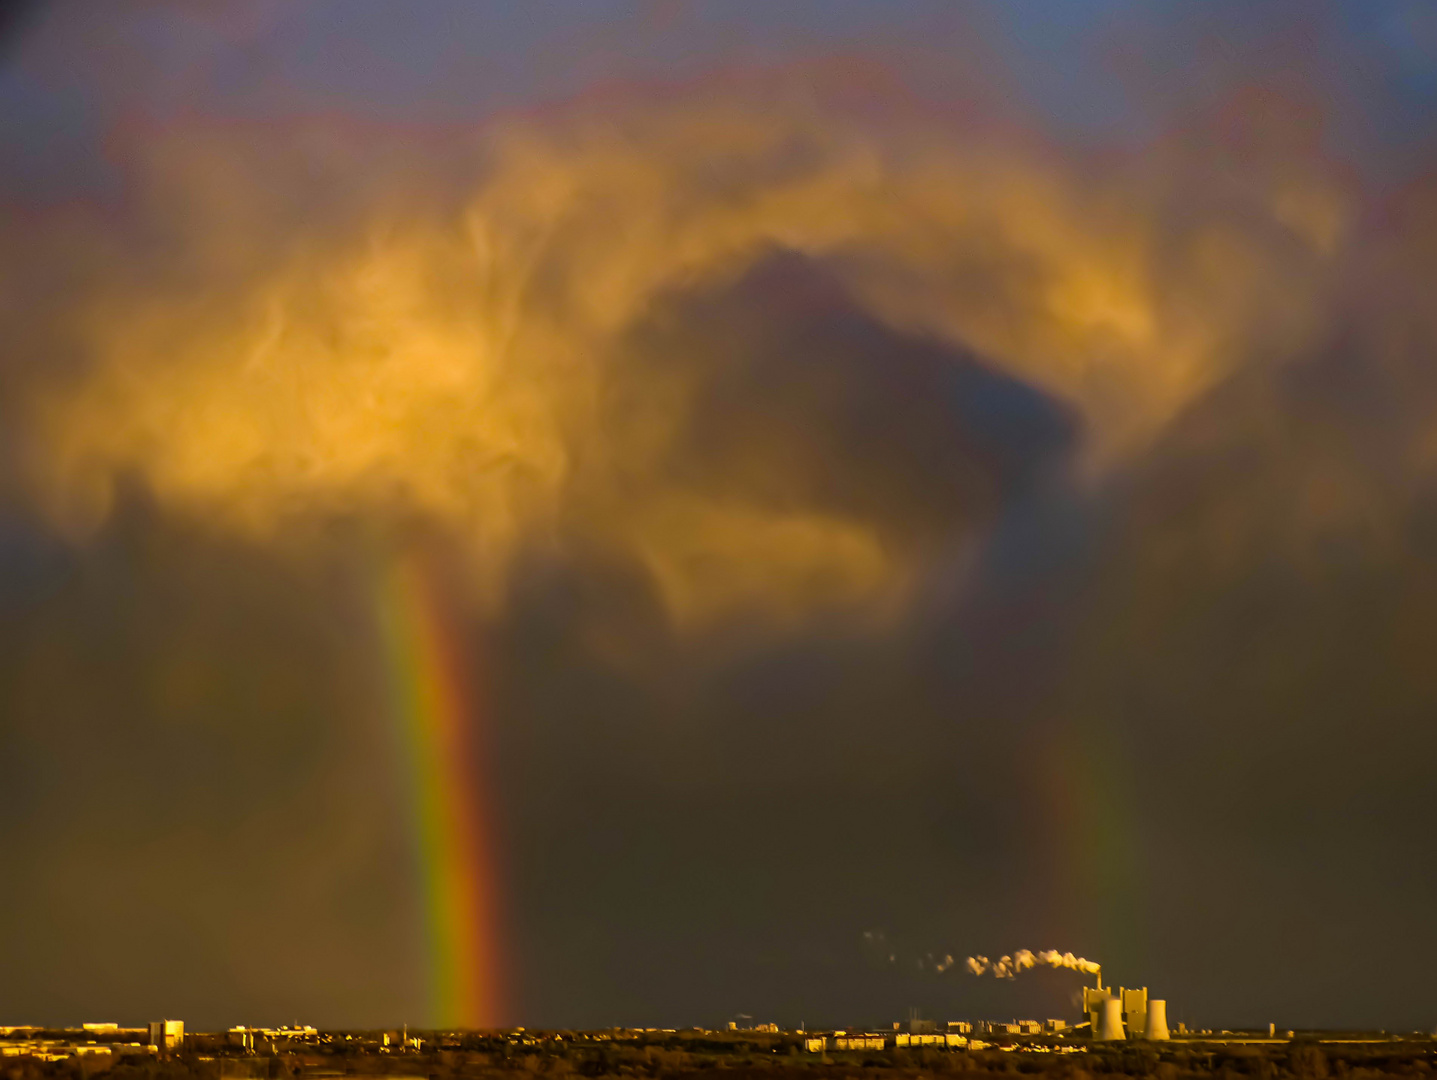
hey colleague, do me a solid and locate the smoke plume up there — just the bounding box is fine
[966,949,1100,979]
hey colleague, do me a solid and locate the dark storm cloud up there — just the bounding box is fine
[0,0,42,54]
[0,502,422,1027]
[1048,223,1437,1027]
[3,0,1437,1036]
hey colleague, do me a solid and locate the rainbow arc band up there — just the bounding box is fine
[380,554,503,1029]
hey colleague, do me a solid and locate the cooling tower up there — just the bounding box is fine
[1098,997,1126,1041]
[1144,1000,1170,1040]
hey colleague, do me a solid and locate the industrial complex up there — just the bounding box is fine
[0,996,1408,1069]
[0,964,1416,1076]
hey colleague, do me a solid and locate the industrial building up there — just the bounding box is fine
[893,1032,968,1048]
[149,1020,184,1050]
[228,1027,255,1052]
[826,1033,887,1051]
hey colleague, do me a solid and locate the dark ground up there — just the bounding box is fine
[2,1031,1432,1080]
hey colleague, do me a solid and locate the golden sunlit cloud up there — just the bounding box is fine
[17,91,1351,627]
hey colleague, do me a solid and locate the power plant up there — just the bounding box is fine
[965,949,1174,1042]
[1083,978,1170,1041]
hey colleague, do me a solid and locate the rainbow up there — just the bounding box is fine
[377,553,504,1029]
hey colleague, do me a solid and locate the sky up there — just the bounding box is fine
[3,0,1437,1034]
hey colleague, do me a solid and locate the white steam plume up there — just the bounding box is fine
[965,948,1100,979]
